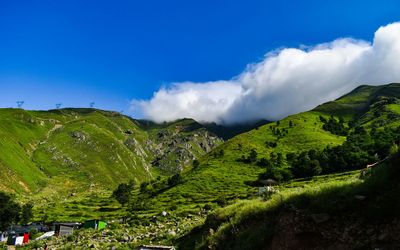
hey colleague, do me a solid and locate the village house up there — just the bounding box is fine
[53,222,81,236]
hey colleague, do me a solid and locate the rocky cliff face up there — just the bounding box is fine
[141,119,223,173]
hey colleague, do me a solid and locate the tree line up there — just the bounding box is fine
[253,125,400,181]
[0,192,33,231]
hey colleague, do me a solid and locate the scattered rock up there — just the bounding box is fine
[124,130,133,135]
[71,131,87,141]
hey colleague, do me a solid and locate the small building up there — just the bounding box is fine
[138,246,175,250]
[53,222,80,236]
[82,219,107,230]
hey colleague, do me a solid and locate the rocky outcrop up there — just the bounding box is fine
[146,124,223,173]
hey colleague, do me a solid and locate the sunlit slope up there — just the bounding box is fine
[131,83,400,215]
[0,109,50,192]
[0,108,154,193]
[0,108,225,194]
[32,109,154,187]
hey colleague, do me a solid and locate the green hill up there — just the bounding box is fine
[0,108,223,194]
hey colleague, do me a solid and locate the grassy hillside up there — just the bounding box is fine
[314,83,400,120]
[128,108,348,215]
[179,152,400,249]
[0,108,223,195]
[0,108,156,193]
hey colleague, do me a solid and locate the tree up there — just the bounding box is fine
[0,192,21,230]
[20,203,33,225]
[248,149,258,163]
[168,173,183,187]
[192,159,200,169]
[112,183,134,206]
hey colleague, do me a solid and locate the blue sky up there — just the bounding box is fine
[1,0,400,116]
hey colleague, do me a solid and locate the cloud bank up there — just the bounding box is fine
[133,22,400,124]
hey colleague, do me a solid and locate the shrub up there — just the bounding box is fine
[168,173,183,187]
[112,182,135,206]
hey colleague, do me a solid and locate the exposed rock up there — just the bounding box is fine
[71,131,87,141]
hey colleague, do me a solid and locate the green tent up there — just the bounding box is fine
[82,219,107,230]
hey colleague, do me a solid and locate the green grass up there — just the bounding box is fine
[0,108,156,194]
[179,152,400,249]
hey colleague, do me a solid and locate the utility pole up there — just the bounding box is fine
[16,101,24,109]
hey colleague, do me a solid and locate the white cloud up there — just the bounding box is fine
[132,22,400,124]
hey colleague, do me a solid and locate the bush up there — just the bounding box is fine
[66,234,76,242]
[192,160,200,169]
[319,115,348,136]
[112,182,135,206]
[168,173,183,187]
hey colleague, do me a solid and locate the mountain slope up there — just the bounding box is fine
[137,118,223,173]
[129,83,400,218]
[179,152,400,250]
[0,108,223,193]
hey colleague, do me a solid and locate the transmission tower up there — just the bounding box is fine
[89,102,95,108]
[16,101,24,108]
[56,103,62,109]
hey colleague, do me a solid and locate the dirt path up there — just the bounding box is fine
[28,123,63,158]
